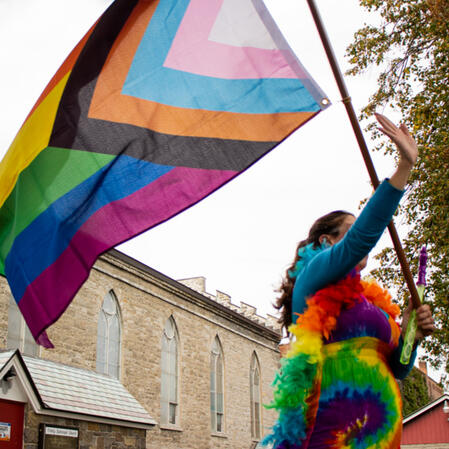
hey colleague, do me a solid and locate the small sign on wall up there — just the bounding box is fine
[38,424,79,449]
[0,422,11,441]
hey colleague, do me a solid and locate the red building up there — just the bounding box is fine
[402,394,449,448]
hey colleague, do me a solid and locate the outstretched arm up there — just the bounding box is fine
[292,115,419,318]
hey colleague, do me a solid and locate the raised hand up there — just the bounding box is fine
[375,113,419,190]
[375,113,418,167]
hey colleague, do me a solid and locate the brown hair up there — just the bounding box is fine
[274,210,354,332]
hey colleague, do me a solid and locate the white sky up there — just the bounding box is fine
[2,0,442,382]
[0,1,399,318]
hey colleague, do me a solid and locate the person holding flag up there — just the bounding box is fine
[263,113,435,449]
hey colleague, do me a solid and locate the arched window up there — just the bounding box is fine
[210,336,224,433]
[160,316,179,426]
[7,295,39,356]
[250,352,262,440]
[96,290,121,378]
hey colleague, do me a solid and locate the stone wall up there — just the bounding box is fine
[0,249,281,449]
[0,276,9,349]
[23,405,146,449]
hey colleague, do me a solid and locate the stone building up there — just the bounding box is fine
[0,249,281,449]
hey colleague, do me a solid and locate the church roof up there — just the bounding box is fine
[0,350,155,428]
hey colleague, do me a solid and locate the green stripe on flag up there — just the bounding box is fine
[0,147,115,274]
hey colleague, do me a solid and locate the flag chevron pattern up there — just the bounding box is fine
[0,0,329,346]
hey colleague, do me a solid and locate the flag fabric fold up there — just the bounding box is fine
[0,0,329,346]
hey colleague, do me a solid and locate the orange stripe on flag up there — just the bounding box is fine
[88,0,314,142]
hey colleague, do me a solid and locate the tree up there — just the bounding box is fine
[400,367,430,416]
[346,0,449,373]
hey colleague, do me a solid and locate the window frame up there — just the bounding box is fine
[250,352,262,440]
[96,290,122,379]
[160,315,180,428]
[7,295,40,357]
[210,335,225,434]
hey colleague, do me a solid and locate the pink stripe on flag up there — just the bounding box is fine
[163,0,301,79]
[19,166,236,344]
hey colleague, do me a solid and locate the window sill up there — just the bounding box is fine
[160,424,183,432]
[211,432,228,439]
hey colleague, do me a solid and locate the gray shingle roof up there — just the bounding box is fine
[0,350,155,427]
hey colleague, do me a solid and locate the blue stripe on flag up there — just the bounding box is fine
[6,155,173,302]
[122,0,320,114]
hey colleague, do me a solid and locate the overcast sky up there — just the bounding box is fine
[0,0,400,321]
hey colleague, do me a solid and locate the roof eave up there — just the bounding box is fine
[0,351,156,429]
[403,393,449,424]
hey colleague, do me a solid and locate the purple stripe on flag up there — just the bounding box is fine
[19,166,236,344]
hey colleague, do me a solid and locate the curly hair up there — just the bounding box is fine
[274,210,354,332]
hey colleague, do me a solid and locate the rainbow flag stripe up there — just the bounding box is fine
[0,0,329,346]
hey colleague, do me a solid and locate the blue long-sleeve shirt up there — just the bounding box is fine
[291,179,417,378]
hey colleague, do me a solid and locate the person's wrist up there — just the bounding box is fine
[398,159,415,171]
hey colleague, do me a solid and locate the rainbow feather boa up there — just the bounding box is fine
[262,274,400,448]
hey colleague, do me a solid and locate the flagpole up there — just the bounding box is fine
[306,0,421,309]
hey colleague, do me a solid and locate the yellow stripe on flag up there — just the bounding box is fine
[0,72,71,208]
